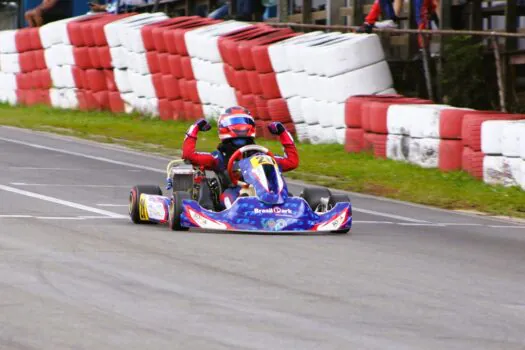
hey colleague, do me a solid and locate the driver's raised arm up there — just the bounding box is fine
[182,119,219,170]
[267,122,299,172]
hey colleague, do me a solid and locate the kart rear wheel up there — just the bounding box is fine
[169,191,190,231]
[300,187,332,212]
[129,185,163,224]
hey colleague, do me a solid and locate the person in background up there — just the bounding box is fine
[24,0,71,27]
[88,0,148,13]
[262,0,277,20]
[357,0,403,33]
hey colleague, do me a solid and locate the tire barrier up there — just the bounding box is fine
[1,14,524,191]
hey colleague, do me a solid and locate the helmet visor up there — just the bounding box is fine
[219,116,255,129]
[231,138,253,147]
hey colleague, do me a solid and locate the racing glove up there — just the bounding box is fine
[186,118,211,139]
[268,122,286,135]
[166,177,173,190]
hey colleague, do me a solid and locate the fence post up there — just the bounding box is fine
[302,0,312,24]
[278,0,288,22]
[492,36,507,113]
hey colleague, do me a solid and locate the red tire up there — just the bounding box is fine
[88,47,101,69]
[259,72,281,99]
[193,103,204,120]
[109,91,125,113]
[235,70,251,94]
[470,151,484,179]
[103,69,117,92]
[267,98,291,123]
[19,51,35,73]
[185,79,200,104]
[158,98,173,121]
[171,99,184,120]
[158,53,171,75]
[98,46,112,69]
[93,90,110,110]
[168,54,183,78]
[34,49,46,70]
[146,51,160,74]
[72,67,86,89]
[344,128,364,153]
[85,69,107,92]
[180,56,194,80]
[246,70,262,95]
[163,75,180,100]
[183,100,194,120]
[255,95,270,121]
[438,139,463,171]
[224,64,237,87]
[152,73,166,99]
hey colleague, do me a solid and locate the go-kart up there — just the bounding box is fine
[128,145,352,233]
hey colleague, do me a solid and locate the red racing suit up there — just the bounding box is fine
[182,125,299,173]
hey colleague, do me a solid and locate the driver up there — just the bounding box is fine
[180,106,299,209]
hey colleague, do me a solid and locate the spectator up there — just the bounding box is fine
[89,0,148,13]
[208,0,254,20]
[208,0,230,19]
[358,0,403,33]
[262,0,277,20]
[24,0,72,27]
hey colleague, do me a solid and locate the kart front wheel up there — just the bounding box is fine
[300,187,332,212]
[129,185,163,224]
[169,191,191,231]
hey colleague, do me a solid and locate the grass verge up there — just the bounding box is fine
[1,103,525,218]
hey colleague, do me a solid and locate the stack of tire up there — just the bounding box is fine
[218,24,296,139]
[106,13,168,116]
[12,27,51,106]
[40,16,88,109]
[386,104,477,169]
[480,119,525,187]
[344,95,430,157]
[66,14,135,112]
[461,113,525,179]
[141,17,213,121]
[185,21,252,120]
[269,32,394,144]
[0,30,19,105]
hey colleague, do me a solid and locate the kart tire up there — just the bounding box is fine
[129,185,163,224]
[300,187,332,212]
[169,191,191,231]
[329,193,351,208]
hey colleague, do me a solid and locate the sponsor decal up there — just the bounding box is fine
[146,197,167,221]
[139,194,149,221]
[253,207,293,215]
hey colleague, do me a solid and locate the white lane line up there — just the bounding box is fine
[96,204,129,207]
[353,208,429,223]
[10,183,130,188]
[436,223,482,226]
[0,185,127,219]
[9,167,89,170]
[488,225,525,229]
[0,137,164,174]
[352,221,394,224]
[397,223,447,227]
[0,215,33,218]
[36,216,86,220]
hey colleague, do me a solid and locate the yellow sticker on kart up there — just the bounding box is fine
[139,194,149,221]
[250,155,276,168]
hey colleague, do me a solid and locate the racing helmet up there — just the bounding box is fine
[218,108,256,148]
[221,105,251,116]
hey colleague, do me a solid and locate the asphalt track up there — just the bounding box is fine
[0,126,525,350]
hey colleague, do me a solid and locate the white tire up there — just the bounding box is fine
[104,13,153,48]
[196,80,212,104]
[275,71,296,99]
[387,104,436,136]
[287,32,342,73]
[502,121,525,158]
[267,32,324,73]
[192,58,228,85]
[203,104,222,121]
[61,65,75,88]
[0,30,17,54]
[286,96,304,124]
[481,120,510,155]
[335,127,346,145]
[301,97,318,125]
[386,134,410,162]
[294,122,309,143]
[409,105,456,138]
[304,34,386,77]
[64,88,78,109]
[331,102,346,129]
[0,53,20,73]
[110,46,129,69]
[377,87,397,95]
[130,52,151,75]
[408,137,440,168]
[114,68,132,93]
[307,124,324,144]
[520,160,525,190]
[318,100,335,128]
[185,21,252,62]
[314,60,393,103]
[483,156,521,187]
[0,72,16,90]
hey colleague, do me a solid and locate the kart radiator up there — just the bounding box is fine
[170,165,195,193]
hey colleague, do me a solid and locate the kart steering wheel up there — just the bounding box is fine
[227,145,275,187]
